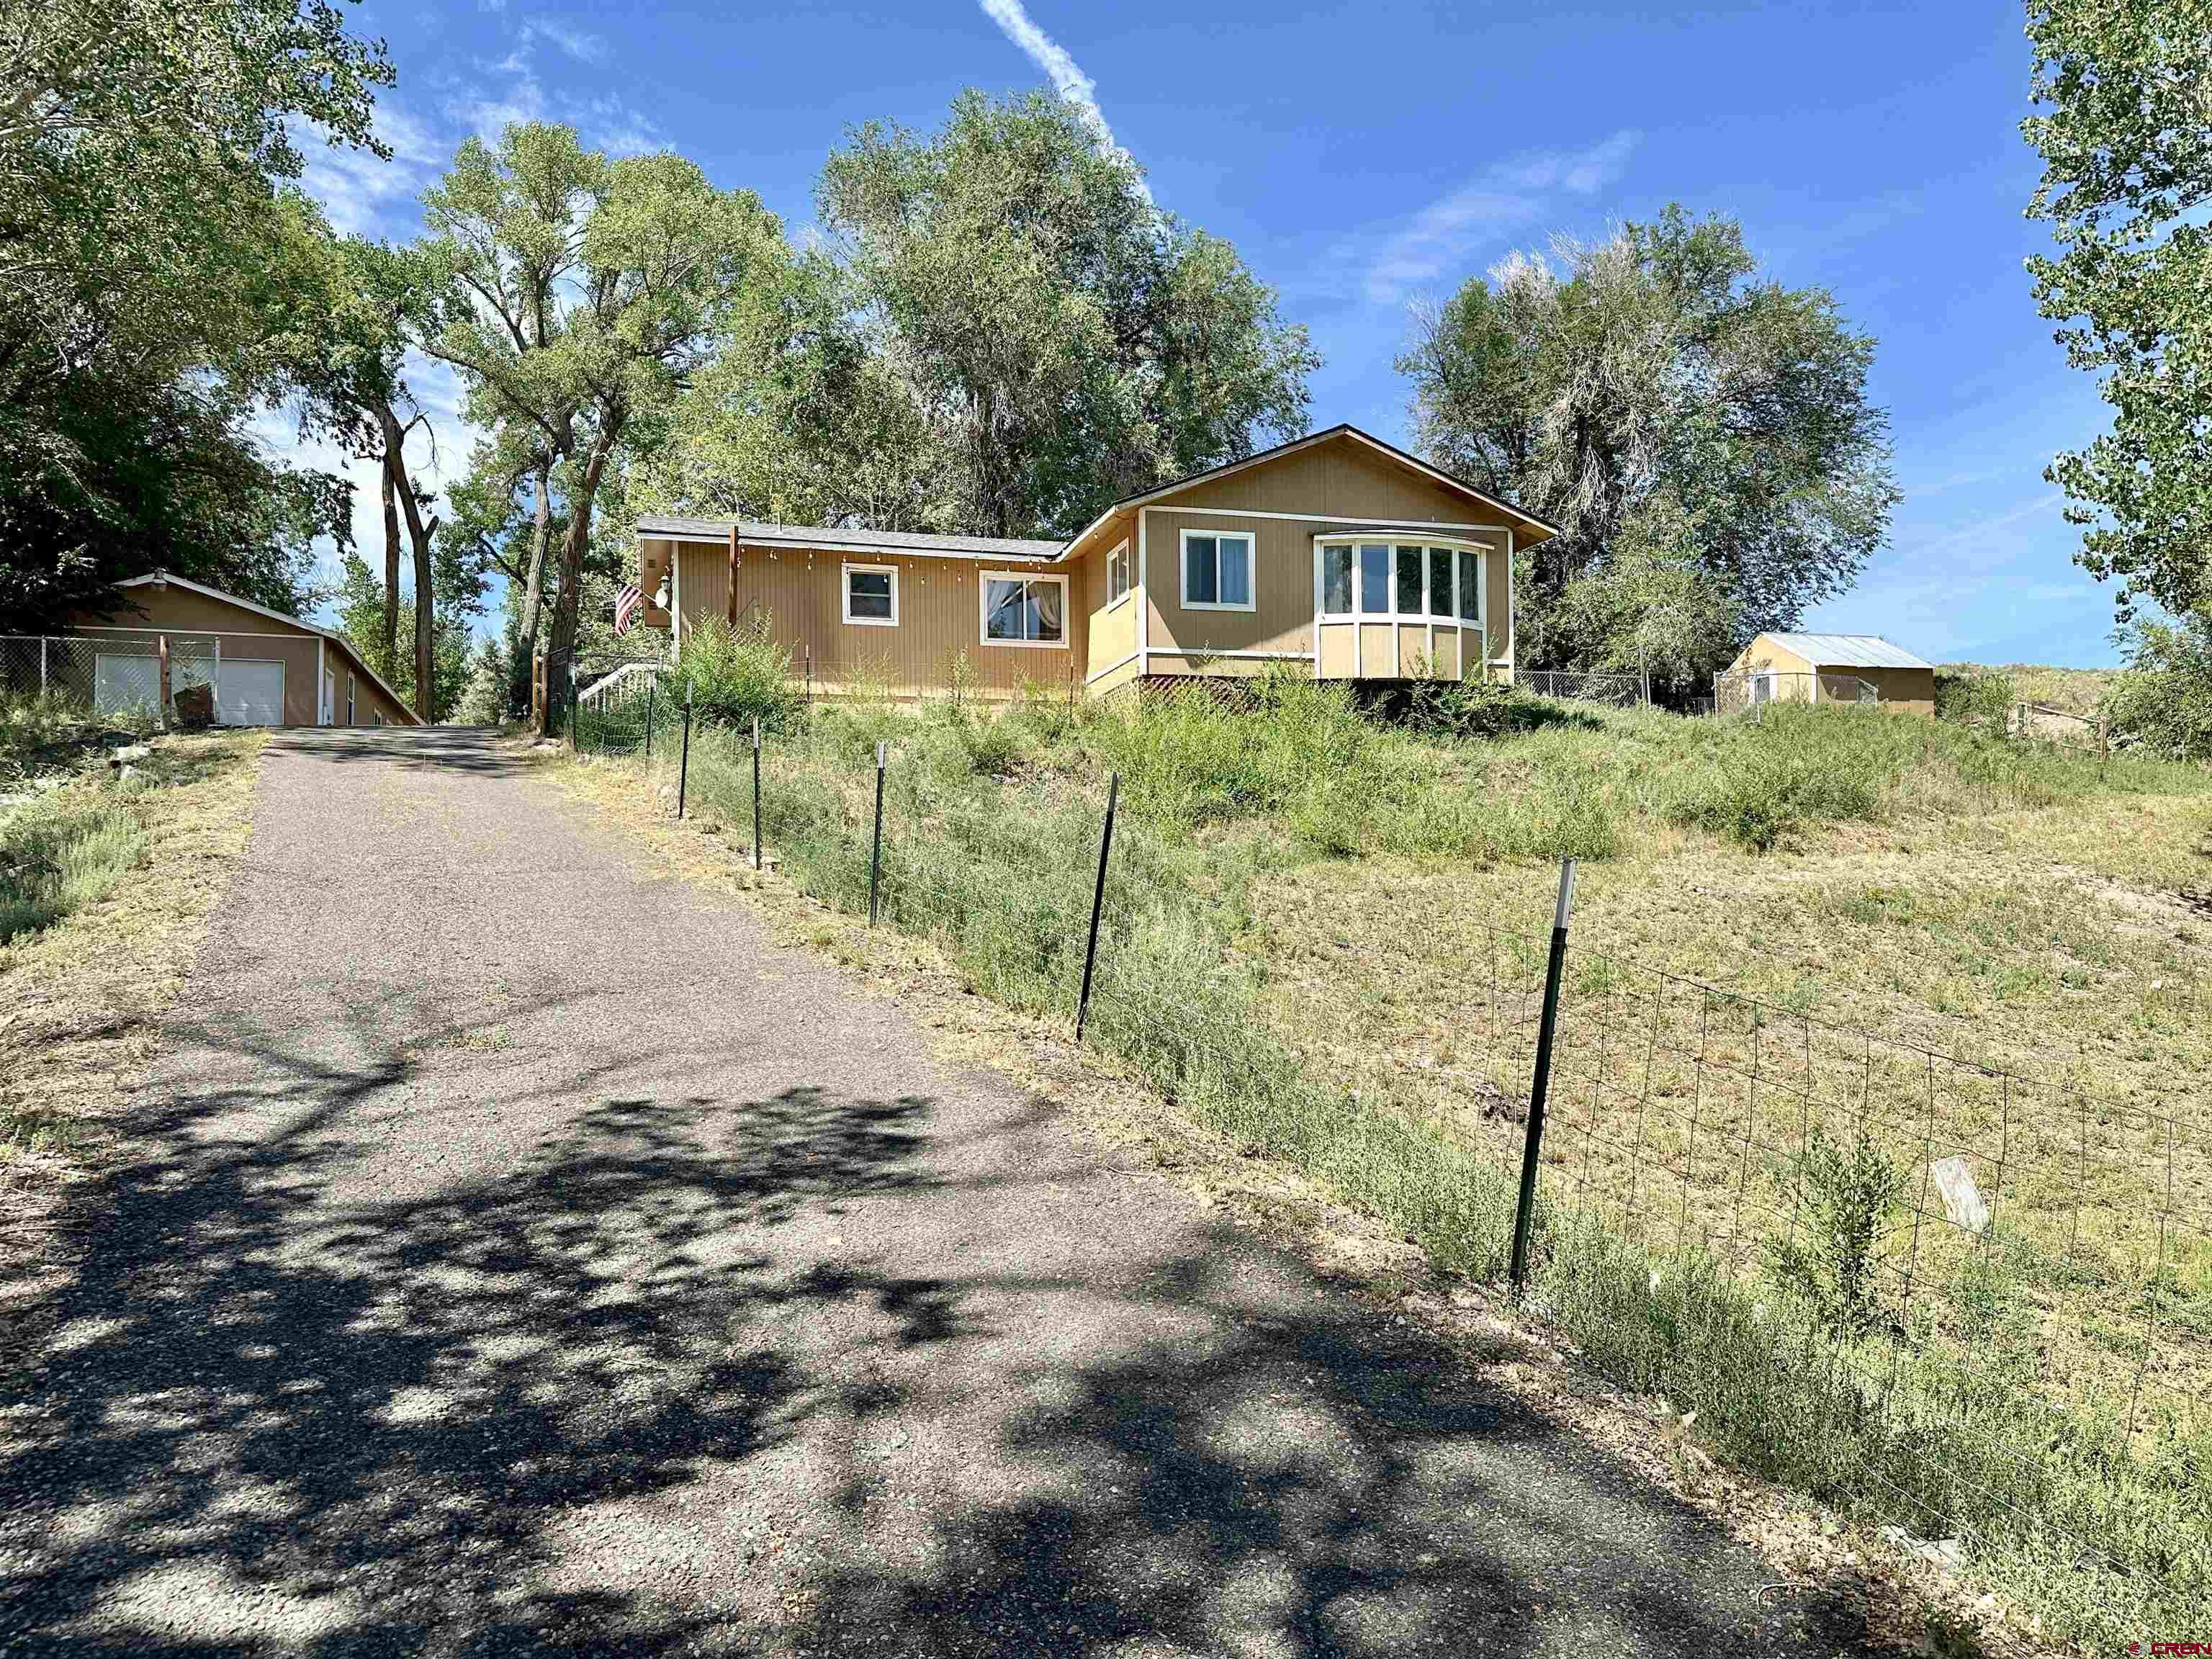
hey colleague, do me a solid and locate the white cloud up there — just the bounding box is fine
[586,94,666,158]
[976,0,1152,205]
[523,17,606,64]
[297,101,445,239]
[1344,130,1640,307]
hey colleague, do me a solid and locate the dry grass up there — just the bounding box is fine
[0,732,265,1318]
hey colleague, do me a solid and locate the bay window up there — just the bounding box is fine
[1316,536,1486,626]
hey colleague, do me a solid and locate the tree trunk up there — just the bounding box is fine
[382,419,441,724]
[517,463,552,730]
[379,464,401,680]
[544,421,623,735]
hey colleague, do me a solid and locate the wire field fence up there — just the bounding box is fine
[572,705,2209,1640]
[1,635,220,727]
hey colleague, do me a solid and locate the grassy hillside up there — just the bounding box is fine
[1941,660,2121,717]
[585,678,2212,1649]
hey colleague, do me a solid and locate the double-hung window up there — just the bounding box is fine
[1106,540,1131,608]
[842,562,898,626]
[981,570,1066,647]
[1316,536,1485,626]
[1181,529,1254,611]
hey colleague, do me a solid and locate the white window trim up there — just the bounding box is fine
[840,561,899,627]
[347,673,356,726]
[1313,534,1489,629]
[979,569,1071,649]
[1179,527,1257,613]
[1104,538,1132,612]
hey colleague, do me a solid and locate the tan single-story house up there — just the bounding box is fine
[1726,632,1936,714]
[629,425,1561,698]
[65,572,418,728]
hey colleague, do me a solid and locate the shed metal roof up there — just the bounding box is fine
[634,516,1061,562]
[1758,633,1933,671]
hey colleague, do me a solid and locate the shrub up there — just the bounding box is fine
[668,615,803,732]
[2104,614,2212,762]
[1768,1125,1909,1342]
[1934,666,2015,727]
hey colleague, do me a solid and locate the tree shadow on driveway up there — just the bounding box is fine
[1,982,1897,1657]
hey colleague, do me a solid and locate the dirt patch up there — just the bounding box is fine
[0,732,266,1326]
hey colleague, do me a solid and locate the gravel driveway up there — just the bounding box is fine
[1,727,1883,1656]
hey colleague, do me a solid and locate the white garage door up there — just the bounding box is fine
[93,653,160,719]
[217,659,287,727]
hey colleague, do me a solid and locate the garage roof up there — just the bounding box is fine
[1762,633,1932,671]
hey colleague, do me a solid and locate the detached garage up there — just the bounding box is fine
[67,572,418,729]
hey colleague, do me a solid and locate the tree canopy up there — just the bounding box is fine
[637,91,1318,544]
[0,0,392,629]
[1397,207,1897,682]
[2023,0,2212,624]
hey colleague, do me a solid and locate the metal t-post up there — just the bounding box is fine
[677,697,693,819]
[868,741,886,927]
[1508,857,1578,1300]
[1074,772,1120,1043]
[645,676,657,758]
[752,716,763,871]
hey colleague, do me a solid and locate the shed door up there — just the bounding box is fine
[218,659,286,727]
[93,653,159,718]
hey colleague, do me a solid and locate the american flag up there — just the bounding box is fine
[613,583,643,635]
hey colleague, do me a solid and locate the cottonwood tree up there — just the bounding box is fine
[426,125,777,729]
[281,218,454,719]
[0,0,390,627]
[2023,0,2212,623]
[811,90,1318,538]
[1398,207,1897,683]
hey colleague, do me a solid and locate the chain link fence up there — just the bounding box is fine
[1,635,220,728]
[1519,669,1649,708]
[562,698,2208,1642]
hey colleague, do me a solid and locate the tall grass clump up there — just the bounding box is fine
[0,795,145,942]
[669,615,804,731]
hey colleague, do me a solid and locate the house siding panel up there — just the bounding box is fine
[678,542,1085,698]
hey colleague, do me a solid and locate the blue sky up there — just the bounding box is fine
[292,0,2119,667]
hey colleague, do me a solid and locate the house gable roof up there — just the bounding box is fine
[114,572,422,723]
[632,426,1559,572]
[1056,424,1562,562]
[1755,632,1933,671]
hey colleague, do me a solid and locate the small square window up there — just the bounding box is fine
[1181,531,1253,610]
[842,564,898,626]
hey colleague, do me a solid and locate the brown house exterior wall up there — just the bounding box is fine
[647,431,1548,701]
[70,582,414,727]
[673,543,1087,700]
